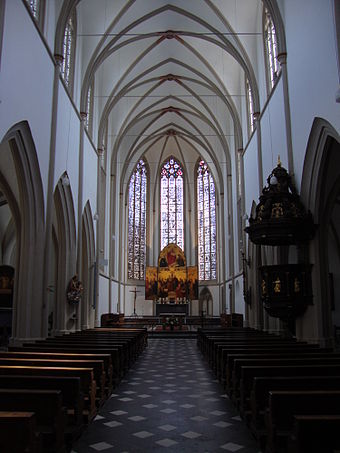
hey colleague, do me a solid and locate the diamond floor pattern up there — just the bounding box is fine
[72,338,260,452]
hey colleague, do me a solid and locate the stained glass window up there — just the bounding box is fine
[26,0,40,19]
[264,8,279,89]
[85,83,93,135]
[160,158,184,250]
[61,14,75,88]
[197,159,217,280]
[128,159,147,279]
[246,78,255,134]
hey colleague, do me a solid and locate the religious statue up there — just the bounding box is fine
[294,277,301,293]
[273,277,281,293]
[67,274,83,304]
[261,279,267,295]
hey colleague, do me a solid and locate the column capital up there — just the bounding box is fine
[277,52,287,66]
[97,147,105,156]
[80,111,88,121]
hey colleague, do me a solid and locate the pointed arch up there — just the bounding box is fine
[81,201,95,329]
[127,158,148,280]
[196,158,217,281]
[53,172,77,333]
[0,120,45,341]
[160,156,184,250]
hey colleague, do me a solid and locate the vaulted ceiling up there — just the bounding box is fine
[57,0,283,189]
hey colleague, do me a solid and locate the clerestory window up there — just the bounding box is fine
[264,8,279,90]
[128,159,147,280]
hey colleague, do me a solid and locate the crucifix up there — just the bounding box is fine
[130,287,140,317]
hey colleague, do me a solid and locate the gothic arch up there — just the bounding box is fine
[81,201,96,329]
[0,121,45,341]
[300,117,340,345]
[199,287,213,317]
[53,172,77,333]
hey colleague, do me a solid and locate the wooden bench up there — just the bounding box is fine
[234,358,340,407]
[249,375,340,440]
[266,390,340,453]
[16,344,122,386]
[0,357,106,408]
[0,374,84,438]
[0,389,66,453]
[0,365,97,422]
[1,351,113,396]
[229,354,340,403]
[216,344,324,381]
[288,414,340,453]
[239,364,340,424]
[0,411,43,453]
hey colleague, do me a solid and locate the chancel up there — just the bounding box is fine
[0,1,340,452]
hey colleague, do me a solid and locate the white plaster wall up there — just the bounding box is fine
[83,135,98,217]
[98,274,109,320]
[55,84,80,223]
[243,133,259,214]
[281,0,340,189]
[260,80,287,178]
[234,275,245,317]
[0,0,54,205]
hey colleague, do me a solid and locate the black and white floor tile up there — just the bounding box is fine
[72,339,260,453]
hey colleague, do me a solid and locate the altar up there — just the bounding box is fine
[156,302,189,316]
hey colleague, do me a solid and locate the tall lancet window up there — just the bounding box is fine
[246,78,255,135]
[61,12,76,92]
[264,8,279,90]
[160,158,184,250]
[197,159,217,280]
[26,0,44,28]
[128,159,147,279]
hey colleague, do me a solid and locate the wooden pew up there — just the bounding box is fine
[216,344,323,381]
[288,414,340,453]
[0,389,66,453]
[27,340,128,377]
[0,366,97,422]
[1,351,113,396]
[249,375,340,441]
[0,411,43,453]
[265,390,340,453]
[233,357,340,407]
[15,344,122,386]
[228,354,340,403]
[0,375,84,438]
[0,357,106,408]
[239,364,340,429]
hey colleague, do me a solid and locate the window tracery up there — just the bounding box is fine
[197,159,217,280]
[128,159,147,279]
[160,158,184,250]
[61,13,76,91]
[264,8,279,90]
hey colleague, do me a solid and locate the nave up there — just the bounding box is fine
[72,339,259,453]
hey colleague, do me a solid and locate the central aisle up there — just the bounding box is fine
[73,339,260,452]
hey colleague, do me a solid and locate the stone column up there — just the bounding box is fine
[253,112,263,193]
[41,54,63,338]
[277,53,294,176]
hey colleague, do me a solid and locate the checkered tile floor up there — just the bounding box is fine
[72,339,260,452]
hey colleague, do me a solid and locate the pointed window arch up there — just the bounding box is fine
[246,78,255,135]
[264,8,280,90]
[160,157,184,250]
[128,159,147,279]
[25,0,45,28]
[197,159,217,280]
[61,10,76,93]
